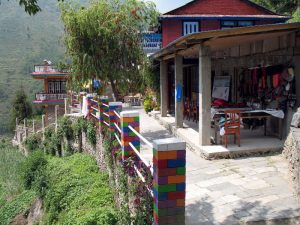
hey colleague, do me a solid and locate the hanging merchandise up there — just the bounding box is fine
[262,67,267,89]
[272,74,280,88]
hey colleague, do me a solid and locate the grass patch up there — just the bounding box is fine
[0,140,37,225]
[0,140,25,202]
[42,153,118,225]
[0,190,36,225]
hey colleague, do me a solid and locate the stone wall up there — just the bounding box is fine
[283,108,300,200]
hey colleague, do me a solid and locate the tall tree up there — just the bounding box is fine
[10,88,32,130]
[252,0,298,15]
[60,0,158,99]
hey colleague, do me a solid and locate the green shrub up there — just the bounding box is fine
[43,154,117,225]
[42,127,61,156]
[0,190,36,225]
[58,116,73,140]
[86,121,97,146]
[0,142,25,199]
[143,96,154,113]
[24,133,42,152]
[72,117,84,140]
[20,151,47,196]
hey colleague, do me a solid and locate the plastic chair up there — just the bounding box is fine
[184,98,191,120]
[223,110,241,147]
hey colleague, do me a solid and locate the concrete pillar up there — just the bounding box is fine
[153,138,186,225]
[120,111,140,160]
[108,102,122,134]
[42,115,45,141]
[175,55,184,128]
[294,56,300,108]
[32,120,35,133]
[99,96,109,128]
[24,119,28,139]
[55,105,59,133]
[160,60,168,117]
[45,105,48,126]
[64,98,68,115]
[199,45,212,146]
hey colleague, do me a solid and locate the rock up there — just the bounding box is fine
[291,110,300,128]
[27,198,43,225]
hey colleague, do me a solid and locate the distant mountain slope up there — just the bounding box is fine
[0,0,65,133]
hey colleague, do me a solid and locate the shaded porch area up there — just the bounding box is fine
[150,111,284,159]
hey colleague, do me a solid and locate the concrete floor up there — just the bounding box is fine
[149,112,284,159]
[127,107,300,225]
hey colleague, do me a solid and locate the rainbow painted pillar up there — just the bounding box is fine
[152,138,186,225]
[108,102,122,133]
[120,111,140,160]
[99,96,109,126]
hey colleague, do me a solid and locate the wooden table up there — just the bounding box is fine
[213,110,283,144]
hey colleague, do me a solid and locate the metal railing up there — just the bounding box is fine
[35,93,67,101]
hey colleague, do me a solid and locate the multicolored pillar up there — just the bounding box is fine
[108,102,122,133]
[99,96,109,126]
[152,138,186,225]
[120,111,140,160]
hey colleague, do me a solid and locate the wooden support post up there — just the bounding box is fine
[160,60,168,117]
[120,111,140,160]
[198,45,212,146]
[175,55,184,128]
[153,138,186,225]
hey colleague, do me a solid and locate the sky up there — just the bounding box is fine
[146,0,192,13]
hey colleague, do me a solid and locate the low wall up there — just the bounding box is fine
[283,109,300,200]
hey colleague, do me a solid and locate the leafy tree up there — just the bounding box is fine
[252,0,298,16]
[6,0,64,15]
[10,88,32,129]
[60,0,159,99]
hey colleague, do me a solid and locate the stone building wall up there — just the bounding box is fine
[283,108,300,200]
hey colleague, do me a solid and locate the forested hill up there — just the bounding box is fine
[0,0,64,134]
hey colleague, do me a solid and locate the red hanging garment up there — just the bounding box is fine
[262,67,267,89]
[272,74,280,88]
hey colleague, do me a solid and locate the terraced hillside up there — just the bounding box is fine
[0,0,65,133]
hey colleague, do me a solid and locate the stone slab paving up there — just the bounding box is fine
[129,107,300,224]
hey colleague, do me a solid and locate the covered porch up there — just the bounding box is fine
[153,23,300,157]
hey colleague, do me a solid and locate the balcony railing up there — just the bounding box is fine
[142,33,162,54]
[34,65,59,73]
[35,93,67,101]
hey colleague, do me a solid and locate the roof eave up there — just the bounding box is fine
[153,22,300,60]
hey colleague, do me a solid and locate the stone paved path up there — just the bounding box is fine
[129,107,300,224]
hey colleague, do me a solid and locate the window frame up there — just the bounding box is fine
[221,20,254,29]
[183,21,200,36]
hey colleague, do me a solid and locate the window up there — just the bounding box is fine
[221,21,253,29]
[183,22,199,36]
[47,80,67,93]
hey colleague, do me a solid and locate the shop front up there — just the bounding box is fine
[155,23,300,155]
